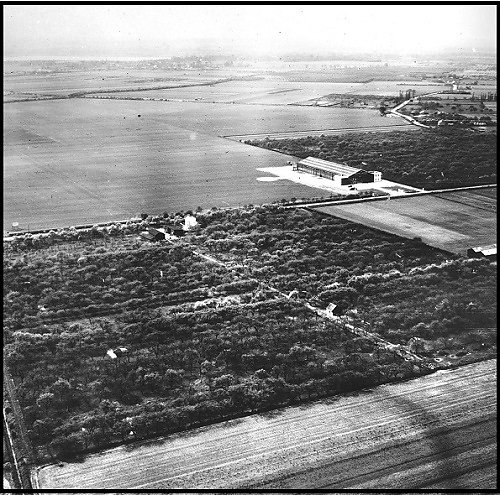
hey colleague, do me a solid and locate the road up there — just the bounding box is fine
[3,361,33,489]
[389,91,442,129]
[36,359,496,489]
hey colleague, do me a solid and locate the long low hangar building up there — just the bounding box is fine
[293,157,382,185]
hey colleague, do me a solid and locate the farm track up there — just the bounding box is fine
[36,359,496,489]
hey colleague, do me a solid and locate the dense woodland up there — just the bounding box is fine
[246,129,497,189]
[5,299,414,460]
[3,243,257,333]
[4,206,496,460]
[188,208,496,343]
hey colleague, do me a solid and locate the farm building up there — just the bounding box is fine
[165,224,185,237]
[184,214,198,230]
[326,302,342,315]
[140,227,165,242]
[467,244,497,261]
[294,157,381,186]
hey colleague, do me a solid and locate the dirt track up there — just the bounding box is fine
[36,359,496,489]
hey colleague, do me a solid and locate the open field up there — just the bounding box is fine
[77,98,408,137]
[314,188,497,255]
[3,67,451,103]
[35,359,497,489]
[4,98,410,230]
[85,79,452,104]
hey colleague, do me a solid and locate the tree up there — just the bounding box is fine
[30,418,57,444]
[49,378,76,411]
[50,432,85,459]
[36,392,56,412]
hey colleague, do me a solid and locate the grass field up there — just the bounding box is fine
[3,68,450,103]
[35,359,496,489]
[4,98,411,230]
[314,188,497,255]
[77,98,407,137]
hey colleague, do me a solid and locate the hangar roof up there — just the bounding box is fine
[298,157,361,177]
[470,244,496,256]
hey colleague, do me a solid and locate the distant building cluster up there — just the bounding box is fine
[294,157,382,186]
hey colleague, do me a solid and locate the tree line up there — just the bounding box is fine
[246,130,497,189]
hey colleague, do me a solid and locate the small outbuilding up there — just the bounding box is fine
[326,303,342,315]
[467,244,496,261]
[141,228,165,241]
[184,214,198,230]
[165,224,185,237]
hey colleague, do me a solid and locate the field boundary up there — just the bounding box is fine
[5,184,495,238]
[222,122,414,140]
[3,362,34,489]
[286,183,497,209]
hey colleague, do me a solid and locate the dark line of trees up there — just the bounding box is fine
[246,130,497,189]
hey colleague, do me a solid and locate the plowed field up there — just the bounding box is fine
[36,359,496,489]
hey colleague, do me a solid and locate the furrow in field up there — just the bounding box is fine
[259,422,496,488]
[343,441,497,489]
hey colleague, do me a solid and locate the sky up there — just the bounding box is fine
[3,4,497,59]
